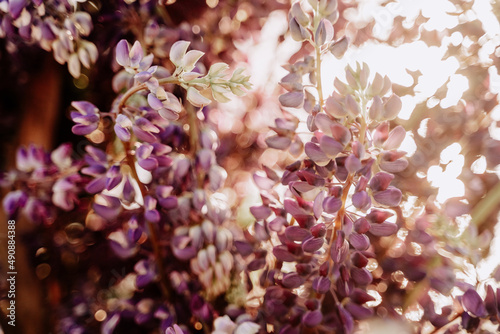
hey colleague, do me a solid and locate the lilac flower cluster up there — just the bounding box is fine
[64,39,254,332]
[237,1,412,332]
[0,0,96,77]
[4,1,500,334]
[2,143,82,223]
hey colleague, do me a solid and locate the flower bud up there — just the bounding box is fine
[324,96,347,118]
[312,276,331,294]
[291,2,309,26]
[382,94,402,120]
[302,310,323,327]
[334,78,350,95]
[345,94,360,116]
[345,67,358,89]
[359,62,370,90]
[315,19,333,46]
[368,97,383,123]
[279,90,304,108]
[329,35,348,59]
[187,87,211,107]
[290,18,308,42]
[383,125,406,150]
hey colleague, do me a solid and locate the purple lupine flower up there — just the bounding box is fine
[115,39,153,74]
[3,190,27,216]
[147,91,182,121]
[93,194,121,221]
[462,289,487,318]
[114,114,133,141]
[165,324,184,334]
[52,174,81,211]
[71,101,100,135]
[16,144,46,173]
[144,196,160,223]
[133,116,160,143]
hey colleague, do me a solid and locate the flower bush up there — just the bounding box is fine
[2,0,500,333]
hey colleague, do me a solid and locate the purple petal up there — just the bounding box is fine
[350,288,376,304]
[373,187,402,207]
[172,246,197,261]
[325,96,347,118]
[93,196,122,221]
[114,123,131,141]
[269,216,287,232]
[235,241,254,257]
[312,276,331,294]
[197,149,214,171]
[145,209,160,223]
[266,135,292,150]
[285,226,311,242]
[138,157,159,171]
[323,196,342,213]
[159,196,178,209]
[3,190,27,215]
[339,306,354,334]
[129,41,143,67]
[305,142,330,166]
[302,237,324,253]
[379,158,408,173]
[369,221,398,237]
[158,108,180,121]
[485,285,497,317]
[462,289,487,318]
[106,175,123,191]
[135,71,153,83]
[319,135,344,157]
[354,218,370,234]
[366,209,393,224]
[279,91,304,108]
[273,245,296,262]
[283,199,308,217]
[352,191,371,210]
[383,125,406,150]
[345,303,373,320]
[382,94,402,120]
[302,310,323,327]
[72,123,98,135]
[369,172,394,191]
[351,267,372,286]
[330,123,351,146]
[148,93,164,110]
[345,154,361,174]
[115,40,130,67]
[282,272,304,289]
[349,232,370,250]
[253,173,276,190]
[9,0,26,19]
[313,190,326,218]
[85,176,107,194]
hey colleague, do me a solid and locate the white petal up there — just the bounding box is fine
[68,53,81,78]
[187,87,211,107]
[182,50,204,72]
[170,40,190,67]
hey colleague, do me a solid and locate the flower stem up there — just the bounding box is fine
[117,77,180,114]
[315,45,324,108]
[122,140,172,299]
[326,174,354,269]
